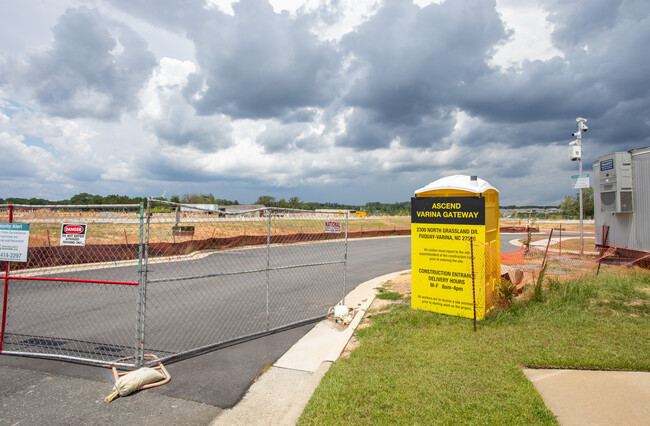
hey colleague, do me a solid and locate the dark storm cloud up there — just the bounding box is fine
[336,107,454,150]
[146,94,234,152]
[256,122,302,153]
[336,109,395,149]
[280,107,319,123]
[595,100,650,148]
[341,0,506,125]
[99,0,650,157]
[459,58,577,123]
[257,121,326,153]
[20,7,156,120]
[546,0,624,52]
[143,151,262,186]
[461,0,650,151]
[144,154,214,182]
[334,0,650,154]
[152,115,232,152]
[456,118,574,149]
[185,0,341,119]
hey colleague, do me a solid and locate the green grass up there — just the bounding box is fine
[374,281,403,301]
[299,270,650,425]
[375,291,403,301]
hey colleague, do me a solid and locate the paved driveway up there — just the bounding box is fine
[0,236,411,423]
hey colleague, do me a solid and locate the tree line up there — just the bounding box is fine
[253,196,411,216]
[506,188,595,219]
[1,190,595,218]
[0,193,411,216]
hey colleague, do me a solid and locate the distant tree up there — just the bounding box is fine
[181,193,215,204]
[255,195,276,206]
[582,187,595,219]
[559,188,594,219]
[0,197,50,205]
[288,196,303,209]
[70,193,95,204]
[170,195,180,203]
[560,196,578,218]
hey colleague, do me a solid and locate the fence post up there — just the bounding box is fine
[0,205,13,353]
[470,237,476,332]
[596,225,610,276]
[266,209,271,331]
[343,211,349,306]
[135,199,151,367]
[541,229,554,269]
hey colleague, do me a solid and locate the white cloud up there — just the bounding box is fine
[491,0,564,70]
[0,131,56,178]
[139,57,197,121]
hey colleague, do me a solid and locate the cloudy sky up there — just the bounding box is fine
[1,0,648,205]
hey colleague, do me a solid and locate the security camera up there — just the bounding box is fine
[580,124,588,132]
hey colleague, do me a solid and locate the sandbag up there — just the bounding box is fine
[105,367,165,402]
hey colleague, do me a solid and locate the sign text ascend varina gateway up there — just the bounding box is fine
[411,197,487,319]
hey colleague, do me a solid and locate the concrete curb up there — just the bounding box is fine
[211,269,410,426]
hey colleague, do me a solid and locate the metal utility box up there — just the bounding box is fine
[569,145,582,161]
[596,152,633,213]
[593,147,650,252]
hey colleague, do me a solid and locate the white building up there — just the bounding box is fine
[593,146,650,252]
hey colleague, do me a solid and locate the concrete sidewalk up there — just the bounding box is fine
[524,369,650,425]
[211,270,407,425]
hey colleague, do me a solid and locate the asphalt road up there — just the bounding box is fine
[3,237,406,364]
[0,236,411,423]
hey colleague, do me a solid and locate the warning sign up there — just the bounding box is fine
[0,223,30,262]
[324,221,341,233]
[60,224,87,246]
[411,197,486,319]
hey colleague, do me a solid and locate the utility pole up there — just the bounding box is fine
[570,117,588,256]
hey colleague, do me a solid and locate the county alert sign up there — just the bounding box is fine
[411,196,486,319]
[60,224,87,246]
[0,223,30,262]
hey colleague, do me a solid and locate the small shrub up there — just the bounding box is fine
[533,263,549,303]
[496,279,516,308]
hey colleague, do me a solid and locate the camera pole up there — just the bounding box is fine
[575,117,587,256]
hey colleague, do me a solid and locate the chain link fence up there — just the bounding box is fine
[470,229,650,316]
[0,204,143,367]
[1,200,348,368]
[140,200,348,364]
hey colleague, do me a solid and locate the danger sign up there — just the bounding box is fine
[60,224,87,246]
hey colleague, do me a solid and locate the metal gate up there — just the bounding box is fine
[0,200,347,368]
